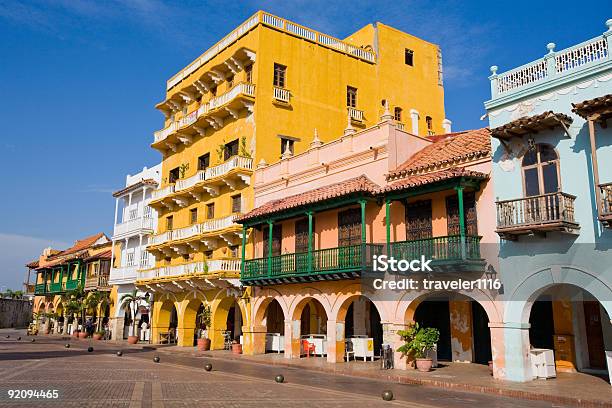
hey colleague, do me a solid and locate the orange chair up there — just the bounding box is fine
[301,340,316,357]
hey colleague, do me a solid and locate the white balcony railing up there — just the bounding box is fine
[396,122,405,131]
[206,155,253,179]
[166,11,375,90]
[150,231,173,246]
[113,217,154,237]
[491,25,610,97]
[154,83,256,145]
[348,107,364,122]
[151,184,175,201]
[137,259,241,280]
[273,87,290,103]
[154,122,178,143]
[109,266,138,284]
[148,215,240,247]
[176,170,206,191]
[201,214,238,232]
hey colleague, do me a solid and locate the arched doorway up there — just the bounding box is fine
[293,298,328,358]
[527,284,611,374]
[262,299,285,353]
[343,296,383,361]
[407,293,493,365]
[211,297,246,350]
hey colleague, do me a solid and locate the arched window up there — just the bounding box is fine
[426,116,433,135]
[522,143,560,196]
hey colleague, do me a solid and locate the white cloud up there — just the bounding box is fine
[0,233,70,291]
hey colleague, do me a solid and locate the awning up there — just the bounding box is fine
[491,111,573,139]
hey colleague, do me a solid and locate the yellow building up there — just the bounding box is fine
[140,10,448,351]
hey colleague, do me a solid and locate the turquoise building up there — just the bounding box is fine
[485,20,612,382]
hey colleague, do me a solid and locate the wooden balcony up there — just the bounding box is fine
[84,274,111,291]
[599,182,612,228]
[242,243,384,285]
[496,192,579,240]
[34,283,47,295]
[389,235,485,273]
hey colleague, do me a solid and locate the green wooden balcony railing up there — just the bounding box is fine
[389,235,482,261]
[49,282,62,293]
[242,243,384,282]
[64,279,81,292]
[34,284,47,295]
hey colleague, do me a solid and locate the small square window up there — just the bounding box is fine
[206,203,215,219]
[245,64,253,83]
[405,49,414,66]
[273,63,286,88]
[346,86,357,108]
[198,153,210,170]
[229,246,239,258]
[190,208,198,224]
[231,195,242,213]
[166,216,173,231]
[394,107,402,122]
[224,139,239,161]
[169,167,179,184]
[280,138,295,156]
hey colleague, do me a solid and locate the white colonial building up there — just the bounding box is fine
[109,164,161,340]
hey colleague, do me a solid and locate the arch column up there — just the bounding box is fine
[326,320,345,363]
[242,324,267,355]
[284,319,301,359]
[176,300,194,347]
[489,322,507,380]
[383,321,412,370]
[502,322,532,382]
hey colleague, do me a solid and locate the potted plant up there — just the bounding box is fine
[231,339,242,354]
[120,290,146,345]
[196,304,211,351]
[92,331,104,340]
[397,323,440,372]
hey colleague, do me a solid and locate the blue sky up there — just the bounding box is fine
[0,0,607,289]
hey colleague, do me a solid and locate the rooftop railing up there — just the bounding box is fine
[489,21,611,98]
[166,11,375,90]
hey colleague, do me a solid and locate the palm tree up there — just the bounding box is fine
[120,290,146,339]
[85,291,111,331]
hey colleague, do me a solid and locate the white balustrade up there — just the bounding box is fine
[138,259,241,280]
[113,216,154,237]
[205,155,253,179]
[396,122,405,131]
[166,12,375,91]
[149,231,173,246]
[273,87,290,103]
[201,215,238,232]
[154,122,178,143]
[176,170,206,191]
[492,28,611,97]
[172,224,202,241]
[151,184,175,201]
[109,266,138,284]
[348,107,364,122]
[555,37,608,74]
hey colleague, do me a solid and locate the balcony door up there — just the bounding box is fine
[295,218,313,272]
[522,143,561,222]
[262,224,282,257]
[338,208,362,269]
[404,200,433,260]
[446,192,477,236]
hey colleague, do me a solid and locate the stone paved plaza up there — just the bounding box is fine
[0,329,571,407]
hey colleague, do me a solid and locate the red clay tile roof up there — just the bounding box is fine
[490,111,573,139]
[35,233,109,270]
[384,167,489,193]
[572,94,612,120]
[84,249,112,261]
[236,175,381,223]
[387,128,491,180]
[112,179,158,197]
[26,260,39,268]
[50,233,108,258]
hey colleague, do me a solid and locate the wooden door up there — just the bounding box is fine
[583,301,606,369]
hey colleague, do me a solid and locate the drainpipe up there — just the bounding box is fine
[588,119,602,218]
